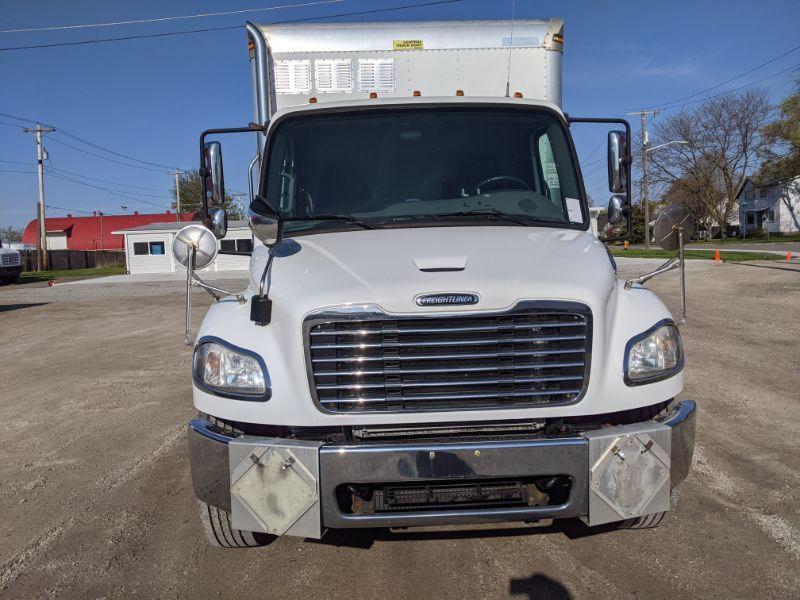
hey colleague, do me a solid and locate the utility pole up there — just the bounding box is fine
[627,111,659,249]
[23,123,55,270]
[169,170,183,221]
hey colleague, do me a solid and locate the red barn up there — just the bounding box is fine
[22,211,199,251]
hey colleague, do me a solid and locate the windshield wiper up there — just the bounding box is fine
[282,214,383,230]
[394,208,536,227]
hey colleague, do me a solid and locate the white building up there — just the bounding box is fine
[738,175,800,235]
[113,221,255,275]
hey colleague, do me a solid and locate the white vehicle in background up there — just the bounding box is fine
[0,238,22,284]
[175,19,696,548]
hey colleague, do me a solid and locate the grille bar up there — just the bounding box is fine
[317,374,584,391]
[314,360,585,377]
[305,302,591,413]
[310,334,586,350]
[310,321,585,336]
[318,388,584,405]
[311,348,585,364]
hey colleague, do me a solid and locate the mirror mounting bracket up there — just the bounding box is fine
[199,125,269,222]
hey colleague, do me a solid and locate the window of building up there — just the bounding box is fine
[133,242,148,255]
[745,188,754,201]
[149,241,165,255]
[746,213,755,225]
[766,210,775,223]
[760,187,767,198]
[220,238,253,253]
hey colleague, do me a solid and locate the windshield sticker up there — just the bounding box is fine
[566,197,582,223]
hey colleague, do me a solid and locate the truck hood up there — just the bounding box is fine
[251,226,616,315]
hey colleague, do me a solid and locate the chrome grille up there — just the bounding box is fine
[1,254,19,267]
[305,302,591,413]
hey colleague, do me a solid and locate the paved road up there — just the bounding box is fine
[1,262,798,598]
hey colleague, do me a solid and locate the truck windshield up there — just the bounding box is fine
[262,107,585,233]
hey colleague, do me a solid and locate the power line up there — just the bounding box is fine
[46,137,168,172]
[53,129,178,170]
[47,166,171,192]
[47,172,172,209]
[1,110,179,171]
[641,43,800,111]
[45,168,172,198]
[45,204,94,215]
[0,0,343,33]
[0,0,465,52]
[660,62,800,111]
[0,168,36,174]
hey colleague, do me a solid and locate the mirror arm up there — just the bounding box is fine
[624,256,679,289]
[191,272,246,304]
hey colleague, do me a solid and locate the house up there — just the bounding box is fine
[737,176,800,235]
[21,211,198,251]
[113,221,254,274]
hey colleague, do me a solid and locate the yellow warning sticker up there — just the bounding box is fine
[393,39,424,51]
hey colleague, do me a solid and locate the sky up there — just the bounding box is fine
[1,0,799,230]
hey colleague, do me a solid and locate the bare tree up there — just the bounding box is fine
[648,89,771,239]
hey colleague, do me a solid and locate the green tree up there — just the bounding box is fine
[171,169,243,219]
[0,226,23,243]
[757,78,800,183]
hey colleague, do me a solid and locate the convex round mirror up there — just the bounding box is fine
[653,205,696,251]
[172,224,219,270]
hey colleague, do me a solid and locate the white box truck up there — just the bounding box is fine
[178,19,696,547]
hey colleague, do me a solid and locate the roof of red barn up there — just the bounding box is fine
[21,211,199,251]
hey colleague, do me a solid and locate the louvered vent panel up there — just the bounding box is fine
[314,59,353,93]
[274,60,311,94]
[358,59,395,92]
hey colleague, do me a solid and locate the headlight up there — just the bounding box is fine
[193,338,270,400]
[625,321,683,385]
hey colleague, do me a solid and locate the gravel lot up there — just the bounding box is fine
[1,260,798,599]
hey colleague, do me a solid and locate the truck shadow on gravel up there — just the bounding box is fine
[0,302,49,313]
[307,518,618,550]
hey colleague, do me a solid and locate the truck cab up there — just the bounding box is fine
[182,19,696,547]
[0,238,22,284]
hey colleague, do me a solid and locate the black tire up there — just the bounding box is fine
[616,511,668,529]
[197,500,277,548]
[196,412,277,549]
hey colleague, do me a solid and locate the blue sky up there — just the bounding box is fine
[1,0,799,230]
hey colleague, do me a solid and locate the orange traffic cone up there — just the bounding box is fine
[714,249,722,263]
[623,240,630,250]
[787,251,794,262]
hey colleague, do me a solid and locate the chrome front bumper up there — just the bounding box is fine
[188,400,696,538]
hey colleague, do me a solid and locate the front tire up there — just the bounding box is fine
[195,412,276,548]
[197,500,276,548]
[616,511,668,529]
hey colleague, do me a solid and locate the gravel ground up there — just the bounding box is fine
[0,259,798,599]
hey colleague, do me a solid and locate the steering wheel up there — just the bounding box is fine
[471,175,531,195]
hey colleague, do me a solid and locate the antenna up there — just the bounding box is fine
[505,0,517,98]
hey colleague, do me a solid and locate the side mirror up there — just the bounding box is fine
[607,131,628,194]
[607,195,625,224]
[209,208,228,240]
[203,141,226,206]
[249,206,283,248]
